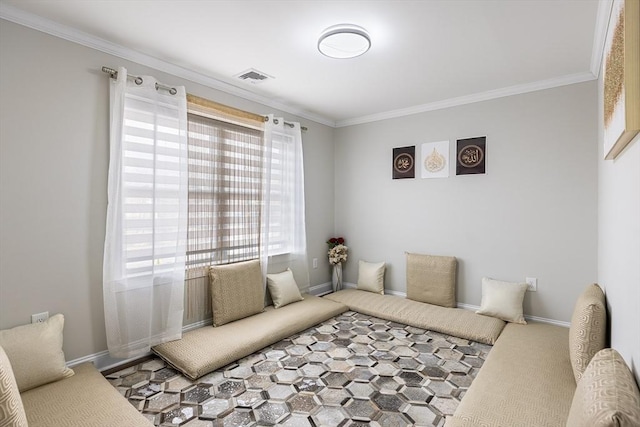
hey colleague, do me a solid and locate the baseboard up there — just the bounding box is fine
[309,281,333,296]
[67,318,213,372]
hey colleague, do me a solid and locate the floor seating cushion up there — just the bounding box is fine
[445,322,576,427]
[324,288,505,344]
[20,362,153,427]
[153,294,348,379]
[445,283,611,427]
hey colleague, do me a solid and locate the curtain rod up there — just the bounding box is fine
[102,66,307,131]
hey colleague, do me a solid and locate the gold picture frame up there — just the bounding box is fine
[603,0,639,160]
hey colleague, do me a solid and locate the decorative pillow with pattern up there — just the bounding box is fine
[406,252,457,307]
[569,283,606,382]
[567,348,640,426]
[209,259,265,327]
[0,345,28,426]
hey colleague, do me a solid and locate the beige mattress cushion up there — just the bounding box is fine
[446,323,576,427]
[0,345,28,427]
[209,259,265,327]
[569,283,606,382]
[567,348,640,427]
[153,294,348,379]
[324,289,505,344]
[406,252,457,308]
[21,362,153,427]
[0,314,74,392]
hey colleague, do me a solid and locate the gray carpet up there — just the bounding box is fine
[105,311,491,426]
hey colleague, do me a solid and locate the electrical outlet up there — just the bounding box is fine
[312,258,318,269]
[525,277,537,292]
[31,311,49,324]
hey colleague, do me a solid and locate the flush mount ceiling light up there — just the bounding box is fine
[318,24,371,59]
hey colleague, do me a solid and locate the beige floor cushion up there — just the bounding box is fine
[0,314,74,392]
[209,259,265,326]
[153,295,348,379]
[406,252,457,308]
[21,362,153,427]
[567,348,640,427]
[569,283,606,382]
[447,323,576,427]
[325,289,505,344]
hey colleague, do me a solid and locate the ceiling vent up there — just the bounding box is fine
[234,68,273,84]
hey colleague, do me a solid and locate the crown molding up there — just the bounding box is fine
[336,71,597,127]
[590,0,614,78]
[0,3,336,128]
[1,2,601,130]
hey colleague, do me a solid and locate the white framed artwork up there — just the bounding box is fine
[421,141,450,179]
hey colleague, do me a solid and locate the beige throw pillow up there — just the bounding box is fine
[357,260,386,294]
[267,269,304,308]
[209,259,265,327]
[0,345,28,426]
[569,283,606,382]
[567,348,640,427]
[0,313,74,392]
[406,253,457,307]
[476,277,527,324]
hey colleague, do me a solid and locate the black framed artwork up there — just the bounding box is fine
[456,137,486,175]
[392,146,415,179]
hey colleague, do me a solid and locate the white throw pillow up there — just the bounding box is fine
[267,268,304,308]
[357,260,386,294]
[476,277,527,324]
[0,313,74,392]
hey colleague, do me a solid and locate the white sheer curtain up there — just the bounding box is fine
[260,115,309,289]
[103,67,189,358]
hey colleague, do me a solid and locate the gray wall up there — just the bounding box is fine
[598,73,640,383]
[0,20,335,361]
[333,82,599,323]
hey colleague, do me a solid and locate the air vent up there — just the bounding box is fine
[234,68,274,85]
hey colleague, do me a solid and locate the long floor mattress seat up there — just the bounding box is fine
[445,283,640,427]
[324,288,506,345]
[153,294,348,380]
[20,362,153,427]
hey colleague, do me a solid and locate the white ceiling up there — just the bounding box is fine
[0,0,607,127]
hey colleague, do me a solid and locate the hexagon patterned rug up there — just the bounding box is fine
[105,311,491,426]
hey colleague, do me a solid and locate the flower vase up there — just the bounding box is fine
[332,263,343,292]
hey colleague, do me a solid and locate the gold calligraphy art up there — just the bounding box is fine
[425,147,446,172]
[458,145,483,168]
[394,153,414,173]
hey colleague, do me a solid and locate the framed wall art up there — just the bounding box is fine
[392,146,415,179]
[603,0,639,160]
[456,137,486,175]
[421,141,450,179]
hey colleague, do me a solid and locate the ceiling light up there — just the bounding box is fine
[318,24,371,59]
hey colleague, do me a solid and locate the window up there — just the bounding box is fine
[186,112,264,273]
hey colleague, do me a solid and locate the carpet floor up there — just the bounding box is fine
[105,311,491,427]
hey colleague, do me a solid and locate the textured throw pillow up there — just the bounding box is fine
[476,277,527,324]
[209,259,265,327]
[357,260,386,294]
[567,348,640,427]
[0,313,74,392]
[0,345,28,426]
[406,252,457,307]
[569,283,606,382]
[266,269,304,309]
